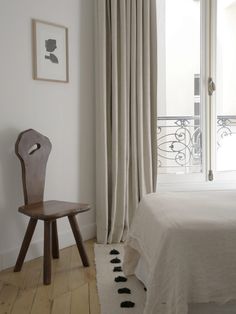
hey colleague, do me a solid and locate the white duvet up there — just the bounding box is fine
[123,191,236,314]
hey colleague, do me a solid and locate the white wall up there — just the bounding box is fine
[0,0,95,270]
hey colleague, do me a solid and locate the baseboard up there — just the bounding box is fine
[0,222,96,271]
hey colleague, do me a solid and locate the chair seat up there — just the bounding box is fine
[19,200,90,220]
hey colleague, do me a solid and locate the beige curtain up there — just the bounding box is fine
[95,0,157,244]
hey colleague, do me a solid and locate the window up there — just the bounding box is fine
[215,0,236,173]
[157,0,236,189]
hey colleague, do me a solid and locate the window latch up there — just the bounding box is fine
[208,77,216,96]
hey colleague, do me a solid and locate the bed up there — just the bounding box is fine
[123,191,236,314]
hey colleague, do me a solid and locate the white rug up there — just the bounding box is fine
[94,244,146,314]
[95,244,236,314]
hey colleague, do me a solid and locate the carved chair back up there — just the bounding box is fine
[15,129,52,205]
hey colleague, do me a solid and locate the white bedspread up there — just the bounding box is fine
[123,191,236,314]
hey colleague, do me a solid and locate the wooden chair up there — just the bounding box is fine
[14,129,90,285]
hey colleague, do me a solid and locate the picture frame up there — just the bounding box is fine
[32,19,69,83]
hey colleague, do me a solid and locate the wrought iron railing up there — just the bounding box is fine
[157,115,236,173]
[157,116,201,172]
[217,115,236,148]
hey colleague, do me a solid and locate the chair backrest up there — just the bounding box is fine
[15,129,52,205]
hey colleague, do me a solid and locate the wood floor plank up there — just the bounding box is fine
[11,256,42,314]
[11,289,36,314]
[22,257,42,290]
[89,280,100,314]
[51,291,71,314]
[86,241,100,314]
[0,240,100,314]
[30,280,54,314]
[0,283,19,313]
[0,280,4,292]
[69,246,86,291]
[30,255,54,314]
[70,283,89,314]
[0,266,27,290]
[52,246,72,298]
[85,240,96,282]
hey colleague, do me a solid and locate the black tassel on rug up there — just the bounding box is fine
[110,257,121,264]
[113,266,122,272]
[110,249,120,255]
[120,301,135,308]
[118,287,131,294]
[114,276,127,282]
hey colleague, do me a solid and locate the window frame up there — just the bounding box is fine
[157,0,236,191]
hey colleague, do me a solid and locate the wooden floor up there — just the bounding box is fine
[0,240,100,314]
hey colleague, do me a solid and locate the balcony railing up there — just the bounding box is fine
[157,115,236,174]
[217,115,236,148]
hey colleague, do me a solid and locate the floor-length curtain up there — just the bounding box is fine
[95,0,157,244]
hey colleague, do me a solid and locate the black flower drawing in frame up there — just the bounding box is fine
[45,39,59,64]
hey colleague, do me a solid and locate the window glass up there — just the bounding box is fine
[216,0,236,171]
[157,0,202,174]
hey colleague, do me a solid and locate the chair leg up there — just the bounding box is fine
[44,221,52,285]
[52,220,59,259]
[68,215,89,267]
[14,218,37,272]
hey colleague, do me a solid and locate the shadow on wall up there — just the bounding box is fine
[0,128,22,209]
[0,128,38,257]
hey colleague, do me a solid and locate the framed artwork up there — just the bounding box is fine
[32,19,69,83]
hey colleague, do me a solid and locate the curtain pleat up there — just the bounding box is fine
[95,0,109,244]
[95,0,157,244]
